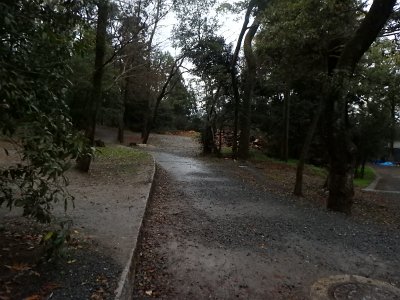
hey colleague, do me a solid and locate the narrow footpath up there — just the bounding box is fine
[133,134,400,299]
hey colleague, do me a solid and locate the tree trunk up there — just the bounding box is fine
[117,108,125,144]
[142,58,183,144]
[326,78,357,214]
[325,0,395,214]
[218,127,223,153]
[360,158,366,179]
[141,0,162,144]
[354,156,361,179]
[294,95,325,196]
[281,89,290,162]
[231,71,240,158]
[203,124,214,154]
[230,0,255,158]
[118,87,127,144]
[389,97,396,160]
[203,86,220,154]
[237,18,259,159]
[76,0,108,172]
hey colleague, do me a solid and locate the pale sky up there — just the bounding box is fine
[154,0,374,56]
[154,2,245,56]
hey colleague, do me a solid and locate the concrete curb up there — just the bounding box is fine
[362,172,381,192]
[362,172,400,194]
[114,154,156,300]
[362,189,400,194]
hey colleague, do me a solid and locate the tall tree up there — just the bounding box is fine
[0,0,90,222]
[142,53,185,143]
[77,0,109,172]
[325,0,396,214]
[361,39,400,161]
[173,0,232,154]
[228,1,255,157]
[237,14,260,159]
[115,9,147,143]
[256,0,359,195]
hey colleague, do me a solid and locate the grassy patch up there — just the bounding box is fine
[96,145,150,161]
[354,166,376,188]
[220,148,376,187]
[307,165,328,177]
[219,147,232,157]
[248,150,273,162]
[219,148,275,161]
[220,148,328,177]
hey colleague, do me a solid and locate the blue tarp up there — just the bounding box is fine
[377,161,395,166]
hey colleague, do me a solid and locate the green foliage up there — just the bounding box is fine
[40,218,73,261]
[188,36,233,80]
[155,65,198,131]
[251,0,367,162]
[173,0,219,51]
[0,1,93,223]
[66,31,96,129]
[217,1,249,14]
[352,39,400,162]
[354,166,376,188]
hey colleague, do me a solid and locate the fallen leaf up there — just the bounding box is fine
[145,290,153,296]
[67,259,76,264]
[42,232,54,242]
[90,288,105,300]
[41,282,61,293]
[5,263,32,272]
[23,295,41,300]
[29,270,41,277]
[96,275,108,286]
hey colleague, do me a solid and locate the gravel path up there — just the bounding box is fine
[133,135,400,299]
[373,166,400,193]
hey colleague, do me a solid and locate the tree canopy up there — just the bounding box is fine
[1,0,399,219]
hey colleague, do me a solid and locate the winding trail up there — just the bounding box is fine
[133,134,400,299]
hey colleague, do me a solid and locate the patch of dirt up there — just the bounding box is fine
[0,138,20,166]
[352,191,400,226]
[0,217,119,300]
[133,168,175,299]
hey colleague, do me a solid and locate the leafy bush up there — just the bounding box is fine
[0,1,92,223]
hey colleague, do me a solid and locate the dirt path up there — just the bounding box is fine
[133,135,400,299]
[371,166,400,193]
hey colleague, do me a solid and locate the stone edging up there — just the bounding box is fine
[114,154,156,300]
